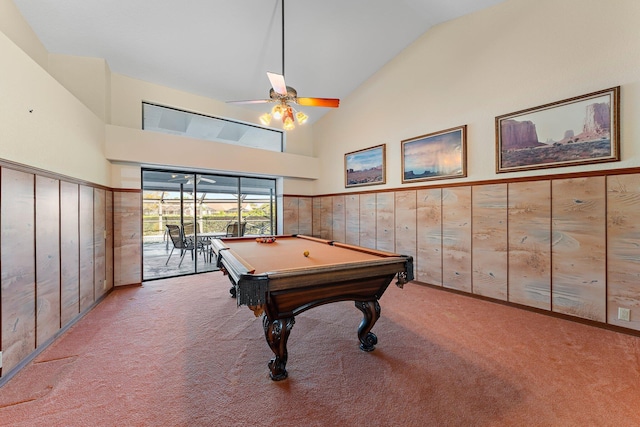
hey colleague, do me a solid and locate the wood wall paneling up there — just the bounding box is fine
[345,194,360,246]
[551,177,606,322]
[332,195,346,243]
[282,196,299,235]
[113,191,142,287]
[35,176,61,347]
[395,191,417,274]
[60,181,80,325]
[105,190,114,292]
[508,181,551,310]
[607,174,640,331]
[442,187,472,292]
[281,168,640,333]
[320,196,333,240]
[94,188,107,300]
[1,168,36,375]
[297,197,313,235]
[312,197,321,238]
[79,186,94,312]
[472,184,508,301]
[376,193,395,253]
[417,188,442,286]
[359,193,376,249]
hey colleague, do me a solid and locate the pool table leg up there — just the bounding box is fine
[263,315,295,381]
[355,300,380,352]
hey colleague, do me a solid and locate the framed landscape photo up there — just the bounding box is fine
[345,144,386,188]
[496,86,620,173]
[401,125,467,183]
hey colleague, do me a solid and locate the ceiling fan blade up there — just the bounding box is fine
[226,99,272,105]
[267,72,288,96]
[297,97,340,108]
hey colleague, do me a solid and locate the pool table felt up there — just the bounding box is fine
[220,237,386,274]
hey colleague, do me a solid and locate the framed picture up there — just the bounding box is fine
[496,86,620,173]
[345,144,386,188]
[401,125,467,183]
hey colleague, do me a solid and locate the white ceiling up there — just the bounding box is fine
[13,0,505,123]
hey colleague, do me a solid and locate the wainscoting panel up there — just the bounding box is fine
[60,181,80,326]
[345,194,360,246]
[332,195,346,243]
[0,159,122,381]
[607,173,640,331]
[297,197,313,235]
[94,188,107,300]
[113,191,142,287]
[395,190,417,273]
[1,168,36,375]
[35,176,61,347]
[472,184,508,301]
[79,186,94,312]
[417,188,442,286]
[442,186,471,292]
[282,196,299,235]
[508,180,551,310]
[312,197,321,238]
[359,193,376,249]
[551,177,606,322]
[105,190,114,292]
[282,196,314,236]
[290,167,640,333]
[376,192,395,253]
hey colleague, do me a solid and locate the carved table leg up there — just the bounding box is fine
[263,315,295,381]
[354,300,380,352]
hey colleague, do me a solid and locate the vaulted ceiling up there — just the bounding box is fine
[13,0,505,123]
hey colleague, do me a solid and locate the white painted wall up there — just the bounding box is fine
[312,0,640,194]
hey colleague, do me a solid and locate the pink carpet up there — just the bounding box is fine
[1,272,639,426]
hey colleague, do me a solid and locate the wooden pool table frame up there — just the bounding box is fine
[211,234,414,381]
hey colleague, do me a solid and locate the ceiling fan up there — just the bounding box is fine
[226,0,339,130]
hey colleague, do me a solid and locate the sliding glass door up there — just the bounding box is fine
[142,169,277,281]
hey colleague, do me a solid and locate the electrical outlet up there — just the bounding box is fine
[618,307,631,322]
[103,279,108,290]
[0,351,3,368]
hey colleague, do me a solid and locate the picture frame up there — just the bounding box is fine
[344,144,386,188]
[496,86,620,173]
[401,125,467,183]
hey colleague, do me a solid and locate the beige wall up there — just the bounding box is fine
[48,54,112,123]
[0,0,48,69]
[107,73,318,194]
[313,0,640,194]
[0,31,111,186]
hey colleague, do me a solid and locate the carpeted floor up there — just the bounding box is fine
[1,272,639,426]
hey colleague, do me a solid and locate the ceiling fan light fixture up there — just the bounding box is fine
[271,104,284,120]
[259,113,272,125]
[283,116,295,131]
[295,111,308,124]
[283,105,294,121]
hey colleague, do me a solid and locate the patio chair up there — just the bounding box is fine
[225,221,247,237]
[182,222,212,262]
[166,224,198,267]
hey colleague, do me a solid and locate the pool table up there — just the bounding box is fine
[211,234,414,381]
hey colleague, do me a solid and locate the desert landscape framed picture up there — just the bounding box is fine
[401,125,467,183]
[345,144,386,188]
[496,87,620,173]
